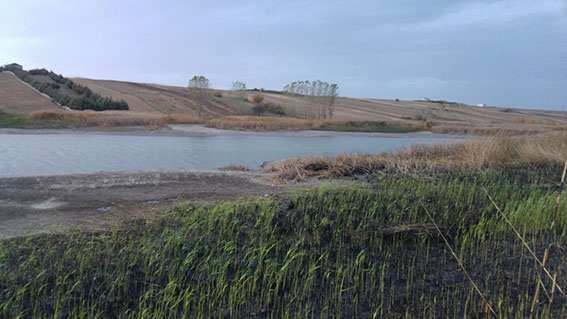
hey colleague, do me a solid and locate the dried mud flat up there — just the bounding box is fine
[0,169,296,239]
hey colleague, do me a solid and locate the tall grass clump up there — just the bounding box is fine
[1,166,566,318]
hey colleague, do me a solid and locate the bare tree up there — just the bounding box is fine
[231,81,246,91]
[282,80,339,119]
[188,75,210,117]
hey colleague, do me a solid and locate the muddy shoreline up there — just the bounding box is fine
[0,169,303,239]
[0,124,456,138]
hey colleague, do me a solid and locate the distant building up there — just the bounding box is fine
[476,103,486,107]
[4,63,22,70]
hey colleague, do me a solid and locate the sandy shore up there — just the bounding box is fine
[0,124,457,138]
[0,169,302,239]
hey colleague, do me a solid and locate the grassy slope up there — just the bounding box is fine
[3,73,567,133]
[0,72,60,114]
[72,78,567,133]
[1,165,566,318]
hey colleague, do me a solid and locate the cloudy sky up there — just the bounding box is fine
[1,0,566,109]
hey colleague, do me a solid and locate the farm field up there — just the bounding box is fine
[3,70,567,134]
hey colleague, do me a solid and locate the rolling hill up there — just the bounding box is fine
[2,69,567,132]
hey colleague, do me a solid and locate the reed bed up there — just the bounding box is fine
[0,110,204,128]
[206,116,310,131]
[1,167,566,318]
[266,133,567,182]
[166,113,204,124]
[430,124,547,135]
[205,116,425,133]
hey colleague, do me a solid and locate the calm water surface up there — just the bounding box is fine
[0,133,459,176]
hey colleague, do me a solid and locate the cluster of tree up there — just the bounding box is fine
[0,65,128,111]
[282,80,339,119]
[231,81,246,91]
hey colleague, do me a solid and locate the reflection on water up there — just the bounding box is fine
[0,133,459,176]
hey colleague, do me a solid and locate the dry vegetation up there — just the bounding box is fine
[205,116,425,133]
[206,116,309,131]
[0,72,60,114]
[165,113,204,124]
[265,132,567,182]
[0,110,203,128]
[217,164,249,171]
[429,124,548,135]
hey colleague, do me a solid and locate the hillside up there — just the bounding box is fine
[2,72,567,132]
[0,66,128,112]
[73,78,236,118]
[74,78,567,131]
[0,72,61,114]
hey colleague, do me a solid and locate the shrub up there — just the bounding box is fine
[251,94,264,105]
[252,104,267,116]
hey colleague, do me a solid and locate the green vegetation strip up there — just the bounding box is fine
[1,166,566,318]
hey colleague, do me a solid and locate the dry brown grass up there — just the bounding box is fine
[27,110,169,127]
[205,116,425,133]
[206,116,310,131]
[265,132,567,182]
[90,112,168,127]
[29,110,97,124]
[430,124,546,135]
[166,113,204,124]
[218,164,249,171]
[6,110,205,128]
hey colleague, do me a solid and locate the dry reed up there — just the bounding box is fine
[166,113,204,124]
[206,116,309,131]
[266,132,567,182]
[205,116,424,132]
[26,110,206,127]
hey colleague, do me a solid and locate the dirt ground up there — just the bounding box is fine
[0,169,298,239]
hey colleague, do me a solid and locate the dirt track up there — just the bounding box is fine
[0,169,294,238]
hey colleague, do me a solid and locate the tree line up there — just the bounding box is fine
[283,80,339,119]
[187,76,339,119]
[0,65,128,111]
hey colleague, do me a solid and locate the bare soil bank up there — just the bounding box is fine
[0,169,296,238]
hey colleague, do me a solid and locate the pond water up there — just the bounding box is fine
[0,133,460,176]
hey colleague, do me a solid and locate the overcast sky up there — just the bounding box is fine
[1,0,566,109]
